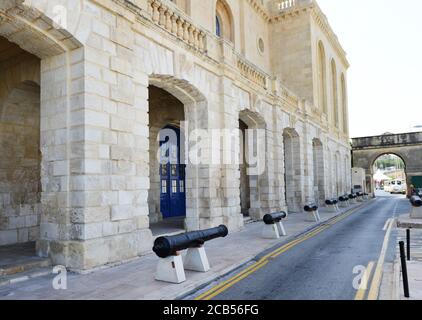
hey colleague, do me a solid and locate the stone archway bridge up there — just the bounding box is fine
[352,132,422,196]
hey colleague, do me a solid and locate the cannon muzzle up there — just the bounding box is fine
[153,225,228,258]
[263,212,287,225]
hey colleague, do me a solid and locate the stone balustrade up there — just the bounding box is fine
[274,0,313,13]
[236,56,268,89]
[147,0,206,53]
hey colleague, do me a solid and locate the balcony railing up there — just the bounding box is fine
[146,0,207,53]
[274,0,313,14]
[236,55,268,89]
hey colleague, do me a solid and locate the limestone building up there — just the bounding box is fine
[0,0,351,271]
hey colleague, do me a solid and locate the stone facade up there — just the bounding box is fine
[0,0,351,271]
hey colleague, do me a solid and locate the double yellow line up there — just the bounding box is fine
[195,207,361,300]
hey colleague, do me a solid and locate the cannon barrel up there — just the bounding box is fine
[263,212,287,225]
[325,199,338,205]
[153,225,229,258]
[339,196,348,202]
[410,196,422,208]
[304,204,318,212]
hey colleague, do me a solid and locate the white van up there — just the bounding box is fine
[389,179,407,194]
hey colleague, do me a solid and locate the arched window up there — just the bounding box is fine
[317,41,327,114]
[341,73,348,134]
[215,0,234,42]
[331,59,339,127]
[216,15,221,37]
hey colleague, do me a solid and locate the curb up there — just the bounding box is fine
[176,199,376,300]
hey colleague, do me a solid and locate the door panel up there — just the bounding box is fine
[160,126,186,218]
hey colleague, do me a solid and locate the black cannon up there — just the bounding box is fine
[153,225,229,258]
[410,196,422,208]
[325,199,338,206]
[263,212,287,225]
[304,204,318,212]
[339,195,348,202]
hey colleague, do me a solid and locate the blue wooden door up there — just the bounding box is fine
[160,126,186,218]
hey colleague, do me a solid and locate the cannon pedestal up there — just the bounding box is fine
[276,221,287,236]
[155,255,186,284]
[326,204,339,213]
[306,210,321,222]
[262,224,280,239]
[339,201,349,208]
[184,247,210,272]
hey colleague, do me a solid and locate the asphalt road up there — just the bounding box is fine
[190,194,410,300]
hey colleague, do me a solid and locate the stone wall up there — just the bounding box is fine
[0,38,41,246]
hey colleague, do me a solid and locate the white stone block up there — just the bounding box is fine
[155,255,186,284]
[262,224,280,239]
[184,247,210,273]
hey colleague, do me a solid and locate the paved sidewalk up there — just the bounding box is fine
[0,202,370,300]
[394,227,422,300]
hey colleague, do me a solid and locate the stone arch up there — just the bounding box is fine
[317,41,327,114]
[341,73,348,134]
[312,138,325,204]
[331,59,339,127]
[0,80,41,246]
[238,109,267,219]
[148,75,210,232]
[335,151,341,196]
[369,152,408,195]
[0,2,83,264]
[283,128,303,213]
[215,0,234,43]
[0,2,81,58]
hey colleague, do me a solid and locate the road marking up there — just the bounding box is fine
[383,218,392,231]
[195,205,365,300]
[354,261,375,300]
[367,218,394,300]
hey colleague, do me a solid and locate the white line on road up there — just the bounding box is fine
[383,218,392,231]
[368,218,394,300]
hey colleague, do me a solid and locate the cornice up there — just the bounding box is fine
[246,0,271,22]
[269,1,349,69]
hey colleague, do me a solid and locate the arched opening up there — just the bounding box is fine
[215,0,234,43]
[0,81,41,247]
[238,109,266,219]
[372,153,407,197]
[312,138,325,204]
[283,128,303,213]
[341,73,348,134]
[0,34,42,261]
[331,59,339,127]
[239,119,250,216]
[148,85,186,235]
[335,152,341,196]
[317,41,327,114]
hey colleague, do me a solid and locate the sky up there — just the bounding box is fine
[317,0,422,138]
